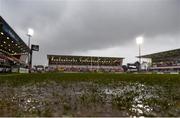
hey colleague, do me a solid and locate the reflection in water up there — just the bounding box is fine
[102,83,157,116]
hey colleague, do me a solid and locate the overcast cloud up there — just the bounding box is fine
[0,0,180,65]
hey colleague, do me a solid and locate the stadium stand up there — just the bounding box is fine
[0,16,29,73]
[139,48,180,73]
[47,55,124,72]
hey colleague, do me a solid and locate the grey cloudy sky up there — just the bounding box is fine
[0,0,180,65]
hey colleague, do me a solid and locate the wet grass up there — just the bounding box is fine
[0,72,179,116]
[0,72,180,86]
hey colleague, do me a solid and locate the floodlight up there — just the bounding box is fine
[136,36,143,45]
[27,28,34,36]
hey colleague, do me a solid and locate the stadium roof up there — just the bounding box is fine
[0,16,30,55]
[47,54,124,59]
[138,48,180,59]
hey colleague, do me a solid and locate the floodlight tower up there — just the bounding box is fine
[27,28,34,72]
[136,36,143,69]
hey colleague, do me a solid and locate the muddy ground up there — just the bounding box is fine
[0,79,179,117]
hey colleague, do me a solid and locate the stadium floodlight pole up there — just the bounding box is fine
[27,28,34,73]
[98,57,99,72]
[136,36,143,71]
[91,56,92,72]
